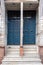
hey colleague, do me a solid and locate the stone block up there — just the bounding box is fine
[0,46,5,64]
[20,46,24,56]
[39,46,43,63]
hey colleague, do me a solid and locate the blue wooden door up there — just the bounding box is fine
[7,17,20,45]
[23,11,36,45]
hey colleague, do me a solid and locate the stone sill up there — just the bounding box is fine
[5,0,38,3]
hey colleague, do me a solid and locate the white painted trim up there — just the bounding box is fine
[20,2,23,46]
[36,8,39,45]
[5,3,39,46]
[5,10,8,54]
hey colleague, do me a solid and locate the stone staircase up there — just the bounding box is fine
[1,45,42,65]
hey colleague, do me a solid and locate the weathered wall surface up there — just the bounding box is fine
[38,0,43,63]
[0,0,5,46]
[0,0,5,63]
[39,46,43,63]
[38,0,43,46]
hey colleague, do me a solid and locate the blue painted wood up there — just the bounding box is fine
[7,17,20,45]
[23,12,36,44]
[7,11,36,45]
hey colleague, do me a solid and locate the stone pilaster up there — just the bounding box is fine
[20,2,24,56]
[38,0,43,46]
[38,0,43,63]
[0,0,5,63]
[0,0,6,46]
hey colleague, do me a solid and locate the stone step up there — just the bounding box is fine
[2,57,41,62]
[1,46,42,65]
[5,53,39,58]
[1,62,42,65]
[7,45,38,49]
[7,45,38,53]
[7,51,38,54]
[2,61,42,64]
[8,48,38,51]
[1,63,42,65]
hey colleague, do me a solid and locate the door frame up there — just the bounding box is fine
[5,3,38,47]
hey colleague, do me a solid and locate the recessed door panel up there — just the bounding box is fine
[7,16,20,45]
[23,11,36,45]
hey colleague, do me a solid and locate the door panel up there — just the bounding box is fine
[23,11,36,45]
[7,17,20,45]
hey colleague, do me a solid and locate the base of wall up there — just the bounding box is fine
[0,46,5,64]
[39,46,43,64]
